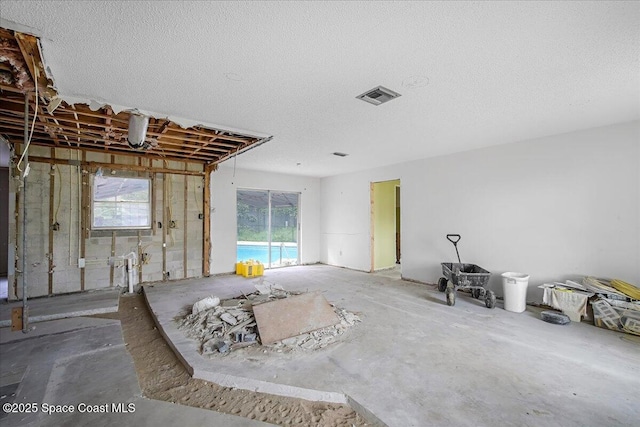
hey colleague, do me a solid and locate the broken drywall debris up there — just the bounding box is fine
[176,283,361,356]
[221,312,238,326]
[192,296,220,315]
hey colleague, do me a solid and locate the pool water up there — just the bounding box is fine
[237,244,298,265]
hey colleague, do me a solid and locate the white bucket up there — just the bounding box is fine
[502,272,530,313]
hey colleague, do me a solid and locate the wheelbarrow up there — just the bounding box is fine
[437,234,496,308]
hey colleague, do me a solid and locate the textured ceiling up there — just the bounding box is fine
[1,1,638,177]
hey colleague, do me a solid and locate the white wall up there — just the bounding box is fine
[320,121,640,301]
[210,166,321,274]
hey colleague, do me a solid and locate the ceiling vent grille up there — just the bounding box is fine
[356,86,401,106]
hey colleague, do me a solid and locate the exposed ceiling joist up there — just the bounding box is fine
[0,28,270,166]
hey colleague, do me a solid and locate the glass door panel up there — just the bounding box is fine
[236,189,300,268]
[270,192,299,267]
[237,190,269,265]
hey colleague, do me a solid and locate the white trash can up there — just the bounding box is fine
[502,272,530,313]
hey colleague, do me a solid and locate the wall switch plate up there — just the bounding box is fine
[78,258,85,268]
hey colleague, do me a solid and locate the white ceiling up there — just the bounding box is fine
[2,1,639,177]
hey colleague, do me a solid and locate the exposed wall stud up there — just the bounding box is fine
[80,151,87,291]
[183,171,188,279]
[110,231,116,287]
[203,164,212,276]
[48,151,55,295]
[162,174,167,281]
[137,231,142,284]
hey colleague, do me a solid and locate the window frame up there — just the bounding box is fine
[91,174,153,231]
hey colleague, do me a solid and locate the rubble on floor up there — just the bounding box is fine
[538,276,640,336]
[176,282,361,355]
[253,291,341,344]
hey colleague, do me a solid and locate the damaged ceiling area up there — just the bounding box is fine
[0,28,269,166]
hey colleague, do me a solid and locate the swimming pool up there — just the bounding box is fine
[237,243,298,265]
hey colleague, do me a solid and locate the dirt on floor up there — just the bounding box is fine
[116,292,369,426]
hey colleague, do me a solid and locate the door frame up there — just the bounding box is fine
[236,188,301,269]
[370,179,401,272]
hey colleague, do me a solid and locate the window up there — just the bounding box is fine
[92,176,151,229]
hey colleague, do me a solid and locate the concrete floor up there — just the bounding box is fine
[1,265,638,426]
[0,289,268,426]
[0,288,120,328]
[145,264,640,427]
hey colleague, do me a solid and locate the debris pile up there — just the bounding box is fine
[177,283,361,355]
[539,276,640,335]
[271,307,361,352]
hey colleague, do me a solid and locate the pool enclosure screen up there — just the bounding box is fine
[237,189,300,268]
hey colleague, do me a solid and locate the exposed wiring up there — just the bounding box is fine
[17,57,39,172]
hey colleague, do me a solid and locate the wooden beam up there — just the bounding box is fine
[37,104,61,146]
[110,232,116,287]
[25,156,205,176]
[0,130,215,164]
[48,159,55,295]
[183,171,188,279]
[0,106,250,150]
[138,231,143,284]
[151,172,157,236]
[80,152,87,290]
[0,120,226,160]
[162,174,168,281]
[370,182,375,273]
[104,107,112,152]
[202,164,213,277]
[13,32,57,99]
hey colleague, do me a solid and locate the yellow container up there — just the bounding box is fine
[236,260,264,277]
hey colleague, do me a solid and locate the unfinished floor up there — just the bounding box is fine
[146,265,640,426]
[1,264,639,426]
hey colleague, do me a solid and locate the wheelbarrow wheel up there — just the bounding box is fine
[484,290,496,309]
[438,277,447,292]
[445,287,456,306]
[471,288,481,299]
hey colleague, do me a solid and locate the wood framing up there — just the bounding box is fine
[162,175,168,281]
[80,151,87,291]
[0,88,266,165]
[183,172,188,279]
[48,159,55,295]
[110,232,116,287]
[202,163,214,277]
[370,182,375,273]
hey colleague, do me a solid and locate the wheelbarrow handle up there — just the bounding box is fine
[446,234,461,244]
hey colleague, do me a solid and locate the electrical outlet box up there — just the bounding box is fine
[78,258,85,268]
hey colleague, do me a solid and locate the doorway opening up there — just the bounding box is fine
[236,189,300,268]
[370,179,400,273]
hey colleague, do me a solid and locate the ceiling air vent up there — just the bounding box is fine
[356,86,401,106]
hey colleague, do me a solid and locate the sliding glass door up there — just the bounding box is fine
[237,189,299,268]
